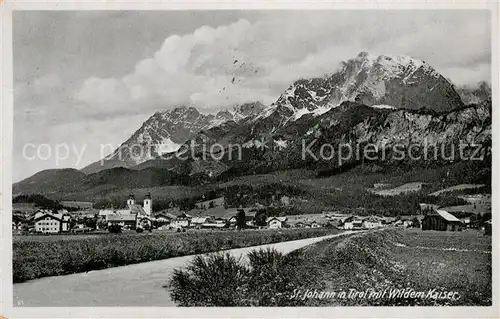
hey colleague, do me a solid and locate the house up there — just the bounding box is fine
[421,210,462,231]
[227,215,237,226]
[201,217,228,229]
[266,216,287,229]
[172,213,192,228]
[363,217,382,229]
[106,214,137,229]
[34,211,71,233]
[154,212,176,223]
[342,216,363,230]
[294,221,305,228]
[399,216,414,228]
[308,221,320,228]
[70,209,99,220]
[99,209,116,218]
[191,216,211,228]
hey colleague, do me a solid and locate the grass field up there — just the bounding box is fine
[297,228,492,306]
[429,184,485,196]
[169,228,492,306]
[13,227,342,283]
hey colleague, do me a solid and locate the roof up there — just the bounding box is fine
[34,212,65,222]
[70,209,99,215]
[129,204,146,215]
[435,210,461,222]
[266,216,287,223]
[191,216,210,223]
[107,214,136,222]
[99,209,115,216]
[155,212,176,219]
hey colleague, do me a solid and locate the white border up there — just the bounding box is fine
[1,1,499,318]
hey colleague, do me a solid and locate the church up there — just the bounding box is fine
[106,193,153,229]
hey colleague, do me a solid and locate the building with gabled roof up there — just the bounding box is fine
[421,209,462,231]
[34,211,71,233]
[266,216,287,229]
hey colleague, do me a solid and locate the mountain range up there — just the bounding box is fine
[14,52,492,198]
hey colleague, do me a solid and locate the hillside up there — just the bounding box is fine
[12,169,86,196]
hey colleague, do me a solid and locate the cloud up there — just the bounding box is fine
[13,114,149,182]
[439,63,491,86]
[73,11,490,118]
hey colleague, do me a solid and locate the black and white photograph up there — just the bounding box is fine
[3,3,497,316]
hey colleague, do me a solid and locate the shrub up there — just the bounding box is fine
[169,253,249,306]
[169,248,310,306]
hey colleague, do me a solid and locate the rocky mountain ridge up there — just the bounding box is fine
[17,51,491,194]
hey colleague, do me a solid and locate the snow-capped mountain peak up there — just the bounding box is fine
[258,52,463,126]
[82,103,266,173]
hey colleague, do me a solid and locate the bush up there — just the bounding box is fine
[170,253,249,306]
[170,248,310,306]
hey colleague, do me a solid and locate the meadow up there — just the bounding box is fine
[302,228,492,306]
[169,228,492,306]
[13,227,342,283]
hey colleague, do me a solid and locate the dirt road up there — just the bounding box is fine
[14,231,354,307]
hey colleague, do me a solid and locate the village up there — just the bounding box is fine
[12,190,493,236]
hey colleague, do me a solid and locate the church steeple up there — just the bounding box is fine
[143,192,152,216]
[127,194,136,207]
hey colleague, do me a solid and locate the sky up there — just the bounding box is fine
[13,10,491,182]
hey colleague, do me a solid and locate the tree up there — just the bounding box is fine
[255,211,268,227]
[209,201,215,209]
[236,207,246,230]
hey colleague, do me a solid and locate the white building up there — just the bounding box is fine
[34,210,71,233]
[363,217,383,229]
[266,216,288,229]
[171,213,192,228]
[343,217,363,230]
